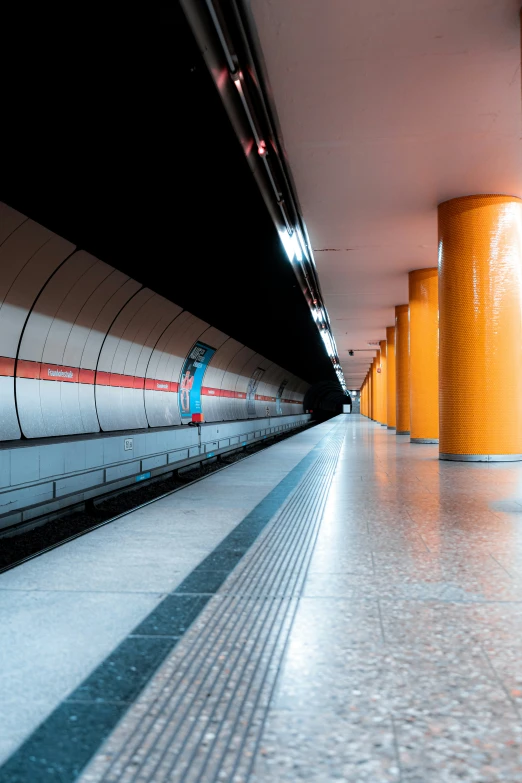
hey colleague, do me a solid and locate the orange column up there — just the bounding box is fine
[438,195,522,461]
[386,325,396,430]
[395,305,410,435]
[368,369,373,419]
[371,355,378,421]
[375,350,382,422]
[379,339,387,426]
[409,269,439,444]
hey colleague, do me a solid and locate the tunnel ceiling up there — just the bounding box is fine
[250,0,522,388]
[0,7,337,389]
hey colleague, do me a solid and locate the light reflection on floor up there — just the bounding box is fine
[254,416,522,782]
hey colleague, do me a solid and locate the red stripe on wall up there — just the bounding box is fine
[145,378,171,392]
[79,369,96,385]
[16,359,40,379]
[202,388,247,399]
[109,373,134,389]
[95,370,111,386]
[41,363,79,383]
[2,357,302,404]
[0,357,16,377]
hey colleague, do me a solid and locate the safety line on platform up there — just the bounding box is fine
[0,421,343,783]
[78,426,345,783]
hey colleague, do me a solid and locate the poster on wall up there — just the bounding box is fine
[276,378,288,415]
[179,341,216,421]
[246,367,265,416]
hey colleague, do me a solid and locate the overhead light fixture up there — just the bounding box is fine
[279,229,302,263]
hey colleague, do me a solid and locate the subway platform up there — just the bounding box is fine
[2,415,522,781]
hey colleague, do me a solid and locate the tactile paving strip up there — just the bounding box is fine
[79,427,345,783]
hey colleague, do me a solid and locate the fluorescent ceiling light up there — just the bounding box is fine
[279,229,302,262]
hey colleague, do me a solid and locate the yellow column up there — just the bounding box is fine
[395,305,410,435]
[379,339,387,426]
[438,195,522,460]
[409,269,439,443]
[386,325,396,430]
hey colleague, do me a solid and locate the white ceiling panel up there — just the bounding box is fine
[250,0,522,386]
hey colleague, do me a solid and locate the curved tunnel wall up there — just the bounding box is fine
[0,203,309,442]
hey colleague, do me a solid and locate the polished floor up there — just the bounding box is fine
[4,415,522,781]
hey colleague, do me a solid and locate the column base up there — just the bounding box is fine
[396,430,410,436]
[380,424,387,427]
[411,437,439,444]
[387,426,396,430]
[439,452,522,462]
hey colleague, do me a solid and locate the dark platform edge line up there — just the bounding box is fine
[0,426,334,783]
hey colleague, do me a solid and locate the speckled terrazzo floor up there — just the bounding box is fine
[61,417,522,779]
[253,419,522,782]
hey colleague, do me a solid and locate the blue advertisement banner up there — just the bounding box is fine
[179,341,216,421]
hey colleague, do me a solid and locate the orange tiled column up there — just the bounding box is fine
[369,358,375,420]
[438,195,522,461]
[375,350,382,423]
[394,305,410,435]
[368,367,373,419]
[371,354,378,421]
[379,339,387,426]
[408,269,439,443]
[386,325,396,430]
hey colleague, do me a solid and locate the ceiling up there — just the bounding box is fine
[250,0,522,388]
